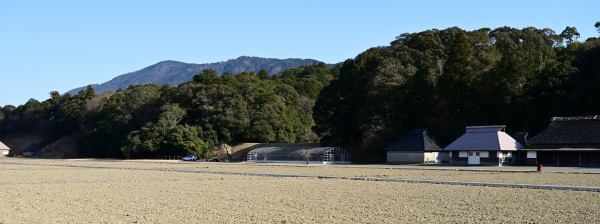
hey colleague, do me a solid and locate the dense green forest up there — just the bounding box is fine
[0,64,334,158]
[1,24,599,161]
[315,24,600,162]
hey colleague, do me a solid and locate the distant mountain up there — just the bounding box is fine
[68,56,324,94]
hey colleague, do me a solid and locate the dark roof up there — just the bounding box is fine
[466,125,505,132]
[385,129,443,152]
[509,132,528,146]
[22,143,42,153]
[528,116,600,148]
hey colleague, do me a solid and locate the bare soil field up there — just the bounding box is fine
[9,158,600,187]
[1,158,599,223]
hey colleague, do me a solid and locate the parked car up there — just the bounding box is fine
[182,155,198,161]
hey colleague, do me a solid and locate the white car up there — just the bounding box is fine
[182,155,197,161]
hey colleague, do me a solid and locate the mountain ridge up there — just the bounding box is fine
[67,56,326,94]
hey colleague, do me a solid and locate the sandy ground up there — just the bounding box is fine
[6,158,600,187]
[0,158,599,223]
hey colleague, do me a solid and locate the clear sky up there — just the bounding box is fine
[1,0,598,106]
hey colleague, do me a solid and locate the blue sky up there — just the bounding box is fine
[1,0,598,106]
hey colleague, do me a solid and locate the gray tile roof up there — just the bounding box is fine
[0,141,9,150]
[385,129,443,152]
[444,125,524,151]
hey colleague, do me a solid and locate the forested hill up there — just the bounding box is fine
[67,56,324,94]
[1,24,599,162]
[314,25,600,161]
[0,63,335,159]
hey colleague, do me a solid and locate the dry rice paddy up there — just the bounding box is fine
[0,158,599,223]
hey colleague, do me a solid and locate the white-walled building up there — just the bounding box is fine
[444,125,524,166]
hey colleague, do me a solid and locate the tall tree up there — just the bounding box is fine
[560,26,580,44]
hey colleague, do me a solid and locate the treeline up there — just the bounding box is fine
[0,64,334,158]
[1,24,599,162]
[314,24,600,162]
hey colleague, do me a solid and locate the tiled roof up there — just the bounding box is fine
[0,141,10,150]
[465,125,505,133]
[551,115,600,121]
[509,132,528,146]
[444,125,523,151]
[385,129,443,152]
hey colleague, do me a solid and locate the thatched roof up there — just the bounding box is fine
[385,129,443,152]
[444,125,524,151]
[0,141,10,150]
[528,116,600,148]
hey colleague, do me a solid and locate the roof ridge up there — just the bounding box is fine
[466,125,506,129]
[551,115,600,121]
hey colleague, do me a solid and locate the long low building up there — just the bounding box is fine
[246,144,349,164]
[527,116,600,167]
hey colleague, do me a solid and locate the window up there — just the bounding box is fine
[468,152,474,156]
[527,151,537,159]
[480,151,489,158]
[475,152,480,156]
